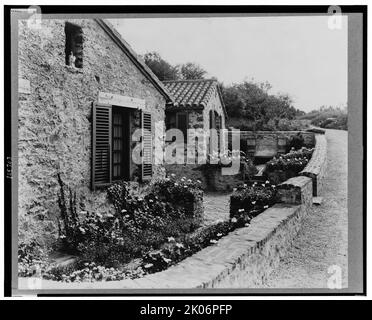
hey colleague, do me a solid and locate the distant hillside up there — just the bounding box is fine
[298,106,347,130]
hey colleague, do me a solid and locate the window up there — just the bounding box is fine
[65,22,83,68]
[112,107,130,181]
[91,103,152,189]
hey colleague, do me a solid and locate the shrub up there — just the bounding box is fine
[18,238,50,277]
[286,133,305,152]
[150,175,204,222]
[230,181,277,219]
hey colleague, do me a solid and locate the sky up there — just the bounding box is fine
[110,16,347,112]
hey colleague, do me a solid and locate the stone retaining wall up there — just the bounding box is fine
[300,134,327,196]
[19,175,313,290]
[238,131,315,157]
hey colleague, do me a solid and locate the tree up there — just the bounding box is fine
[142,52,179,81]
[221,80,302,130]
[178,62,207,80]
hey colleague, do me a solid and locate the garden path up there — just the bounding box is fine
[259,129,348,288]
[202,192,231,226]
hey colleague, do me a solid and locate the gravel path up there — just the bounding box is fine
[261,129,348,288]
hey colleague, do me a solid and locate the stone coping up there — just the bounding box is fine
[300,134,327,196]
[18,176,313,290]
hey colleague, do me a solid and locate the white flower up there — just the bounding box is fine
[210,239,218,244]
[265,180,270,184]
[167,237,175,242]
[263,205,269,209]
[60,235,66,239]
[271,185,276,188]
[174,183,178,186]
[215,219,224,224]
[149,199,153,203]
[233,188,237,191]
[231,217,237,223]
[251,201,256,205]
[170,174,175,177]
[79,227,86,234]
[187,179,192,182]
[175,243,184,248]
[217,233,223,237]
[121,209,127,213]
[197,180,202,184]
[144,263,153,269]
[243,184,247,187]
[163,257,172,263]
[238,209,244,212]
[245,223,250,227]
[261,184,265,187]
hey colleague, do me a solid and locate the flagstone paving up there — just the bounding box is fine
[202,192,231,226]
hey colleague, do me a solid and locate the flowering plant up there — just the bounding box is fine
[265,147,314,174]
[230,180,277,219]
[141,218,242,274]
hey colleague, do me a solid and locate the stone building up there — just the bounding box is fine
[18,18,172,219]
[163,79,227,158]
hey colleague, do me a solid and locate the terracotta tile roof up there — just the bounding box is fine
[163,79,220,109]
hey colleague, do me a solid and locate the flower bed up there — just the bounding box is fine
[264,147,314,184]
[141,218,245,274]
[18,175,204,282]
[229,181,277,219]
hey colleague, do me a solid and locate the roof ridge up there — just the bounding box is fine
[162,79,217,83]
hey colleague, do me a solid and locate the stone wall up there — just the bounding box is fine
[239,131,315,157]
[300,134,327,196]
[18,19,167,222]
[202,87,226,132]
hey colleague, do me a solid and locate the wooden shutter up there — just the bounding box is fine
[92,102,112,189]
[141,111,153,181]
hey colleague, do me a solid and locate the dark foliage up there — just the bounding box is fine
[230,181,277,219]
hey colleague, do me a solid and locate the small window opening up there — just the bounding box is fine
[65,22,83,68]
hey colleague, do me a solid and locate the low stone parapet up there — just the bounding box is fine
[300,134,327,196]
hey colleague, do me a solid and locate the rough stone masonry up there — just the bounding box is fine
[17,19,167,230]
